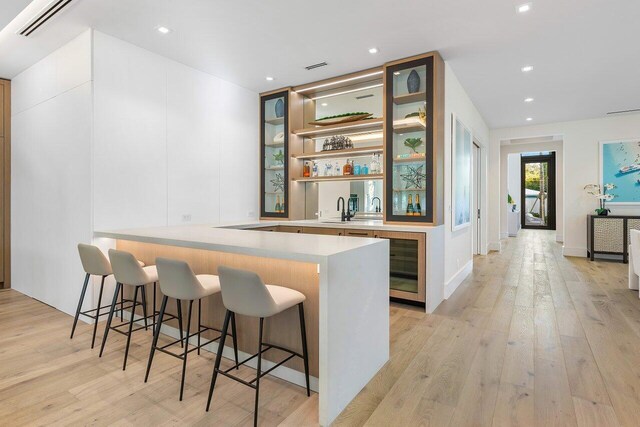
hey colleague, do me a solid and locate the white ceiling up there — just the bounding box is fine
[1,0,639,128]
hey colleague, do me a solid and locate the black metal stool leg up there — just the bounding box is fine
[122,285,139,371]
[206,309,231,412]
[254,317,264,427]
[179,300,194,401]
[140,285,149,331]
[177,299,184,348]
[152,282,157,327]
[231,312,239,369]
[120,285,124,322]
[99,282,122,357]
[145,295,168,382]
[197,299,202,355]
[70,273,90,339]
[90,276,106,349]
[298,303,310,396]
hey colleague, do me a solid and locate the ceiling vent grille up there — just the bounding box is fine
[305,62,328,71]
[17,0,76,37]
[607,108,640,115]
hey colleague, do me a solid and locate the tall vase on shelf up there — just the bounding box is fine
[407,69,420,93]
[274,98,284,118]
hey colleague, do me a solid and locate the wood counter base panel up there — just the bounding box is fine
[116,240,320,377]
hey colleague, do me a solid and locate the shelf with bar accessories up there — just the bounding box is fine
[260,89,290,219]
[292,174,384,183]
[384,52,445,225]
[293,118,383,139]
[292,145,383,161]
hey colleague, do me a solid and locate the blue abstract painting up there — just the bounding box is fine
[601,139,640,204]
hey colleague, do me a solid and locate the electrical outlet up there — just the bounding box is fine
[182,214,192,222]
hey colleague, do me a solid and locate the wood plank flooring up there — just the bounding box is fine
[1,229,640,426]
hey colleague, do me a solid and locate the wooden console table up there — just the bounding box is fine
[587,214,640,263]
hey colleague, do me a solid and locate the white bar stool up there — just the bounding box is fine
[145,257,239,401]
[99,249,179,370]
[205,266,310,426]
[71,244,122,349]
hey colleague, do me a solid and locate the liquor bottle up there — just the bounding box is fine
[280,197,285,213]
[361,163,369,175]
[406,194,414,216]
[303,161,311,177]
[343,159,352,175]
[334,162,340,176]
[370,154,379,174]
[312,161,318,177]
[415,194,422,216]
[275,195,281,213]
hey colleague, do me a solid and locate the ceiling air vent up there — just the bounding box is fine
[607,108,640,115]
[305,62,328,71]
[17,0,77,37]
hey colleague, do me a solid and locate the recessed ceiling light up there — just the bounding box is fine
[157,26,171,34]
[265,76,274,81]
[517,3,532,13]
[524,97,534,103]
[321,103,328,107]
[368,47,378,54]
[521,65,534,73]
[526,117,533,121]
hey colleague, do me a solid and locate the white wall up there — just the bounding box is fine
[507,153,521,206]
[489,113,640,256]
[443,63,490,296]
[93,32,259,230]
[11,30,93,316]
[11,30,259,317]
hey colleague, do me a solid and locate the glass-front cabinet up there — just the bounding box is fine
[384,55,435,223]
[260,90,289,218]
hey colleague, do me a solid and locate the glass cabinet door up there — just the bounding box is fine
[260,91,288,218]
[389,237,419,294]
[384,57,434,223]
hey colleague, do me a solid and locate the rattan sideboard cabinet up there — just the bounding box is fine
[587,214,640,263]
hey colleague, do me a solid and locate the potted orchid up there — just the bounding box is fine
[584,183,617,216]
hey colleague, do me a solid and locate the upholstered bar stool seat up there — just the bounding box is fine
[145,258,238,401]
[99,249,181,371]
[206,266,310,426]
[71,244,145,349]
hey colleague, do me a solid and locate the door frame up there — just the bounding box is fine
[472,141,481,254]
[520,152,556,230]
[0,79,10,289]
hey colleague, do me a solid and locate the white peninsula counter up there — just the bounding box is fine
[95,224,389,426]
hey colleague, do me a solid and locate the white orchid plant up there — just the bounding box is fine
[584,183,617,215]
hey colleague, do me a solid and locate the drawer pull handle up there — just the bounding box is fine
[348,232,369,236]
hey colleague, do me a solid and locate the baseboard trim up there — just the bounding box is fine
[562,246,586,257]
[122,311,319,392]
[444,260,473,299]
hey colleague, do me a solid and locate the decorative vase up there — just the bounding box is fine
[407,70,420,94]
[274,99,284,118]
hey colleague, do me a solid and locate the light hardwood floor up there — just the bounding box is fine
[1,229,639,426]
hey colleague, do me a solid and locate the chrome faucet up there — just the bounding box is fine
[372,197,381,213]
[337,197,354,222]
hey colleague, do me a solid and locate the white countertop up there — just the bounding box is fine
[94,223,385,263]
[227,218,443,234]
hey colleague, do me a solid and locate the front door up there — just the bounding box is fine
[521,152,556,230]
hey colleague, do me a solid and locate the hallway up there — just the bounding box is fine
[1,230,638,426]
[335,229,637,426]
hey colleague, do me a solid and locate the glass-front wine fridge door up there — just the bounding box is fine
[389,238,419,295]
[261,91,288,218]
[385,56,434,223]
